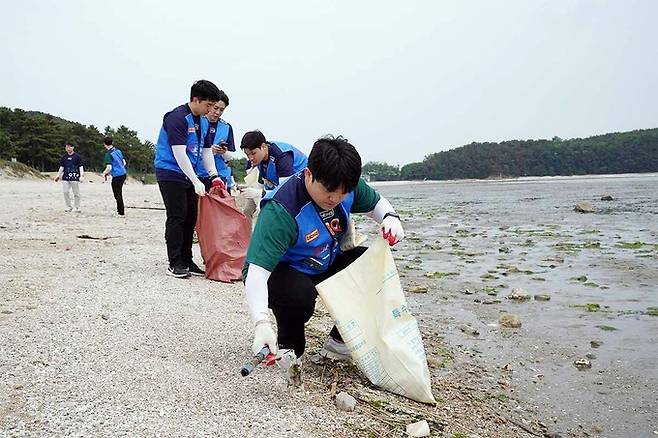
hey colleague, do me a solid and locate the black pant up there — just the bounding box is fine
[111,174,127,215]
[267,246,368,357]
[158,181,198,268]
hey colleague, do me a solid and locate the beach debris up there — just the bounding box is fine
[499,246,511,253]
[499,314,522,328]
[573,359,592,370]
[406,420,430,437]
[590,340,603,348]
[408,285,428,294]
[534,294,551,301]
[502,363,513,373]
[586,353,597,359]
[335,391,356,412]
[459,324,480,336]
[600,194,614,201]
[77,234,117,241]
[507,288,530,301]
[463,288,475,295]
[575,202,596,213]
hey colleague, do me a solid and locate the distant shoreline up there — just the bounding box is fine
[368,171,658,187]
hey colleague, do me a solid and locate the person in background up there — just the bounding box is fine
[239,130,307,195]
[101,137,128,217]
[54,143,84,212]
[154,80,222,279]
[243,136,405,388]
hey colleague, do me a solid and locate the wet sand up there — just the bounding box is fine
[369,173,658,437]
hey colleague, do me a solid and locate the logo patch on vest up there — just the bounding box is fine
[305,229,320,243]
[188,127,196,133]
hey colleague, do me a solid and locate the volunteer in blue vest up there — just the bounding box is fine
[154,80,223,279]
[239,130,308,197]
[198,90,235,193]
[101,137,128,216]
[243,136,405,387]
[54,143,84,212]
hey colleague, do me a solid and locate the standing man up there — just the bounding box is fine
[198,90,235,192]
[54,142,84,212]
[243,136,405,388]
[101,137,128,216]
[239,130,307,195]
[154,80,222,279]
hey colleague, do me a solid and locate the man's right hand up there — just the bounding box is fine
[241,187,262,199]
[192,178,206,196]
[252,320,277,356]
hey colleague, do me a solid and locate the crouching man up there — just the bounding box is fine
[243,135,404,387]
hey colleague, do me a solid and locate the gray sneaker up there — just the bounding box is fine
[319,337,351,362]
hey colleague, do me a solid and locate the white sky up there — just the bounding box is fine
[1,0,656,165]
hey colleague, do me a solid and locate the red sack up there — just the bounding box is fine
[196,186,251,282]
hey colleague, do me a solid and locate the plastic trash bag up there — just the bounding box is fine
[196,185,251,282]
[316,238,436,404]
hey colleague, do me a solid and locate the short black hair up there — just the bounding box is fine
[103,137,113,146]
[190,80,221,102]
[65,142,74,147]
[308,135,362,193]
[241,130,266,150]
[218,90,229,106]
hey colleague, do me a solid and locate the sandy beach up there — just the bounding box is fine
[2,176,632,437]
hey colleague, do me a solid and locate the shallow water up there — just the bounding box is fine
[365,173,658,436]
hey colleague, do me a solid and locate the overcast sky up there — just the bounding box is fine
[1,0,656,165]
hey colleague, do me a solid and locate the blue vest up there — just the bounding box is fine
[197,120,232,186]
[108,148,127,177]
[154,112,208,176]
[262,173,355,275]
[259,142,308,191]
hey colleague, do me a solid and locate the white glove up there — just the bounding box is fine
[242,187,262,199]
[252,320,277,355]
[192,178,206,196]
[381,215,404,246]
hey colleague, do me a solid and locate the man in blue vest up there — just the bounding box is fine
[101,137,127,216]
[198,90,235,193]
[243,136,405,387]
[239,131,308,196]
[154,80,223,279]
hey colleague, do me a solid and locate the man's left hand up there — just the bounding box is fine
[381,215,404,246]
[211,176,225,189]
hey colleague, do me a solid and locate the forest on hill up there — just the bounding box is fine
[0,107,155,173]
[363,128,657,181]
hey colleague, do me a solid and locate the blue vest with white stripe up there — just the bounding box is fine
[197,119,232,181]
[108,148,127,177]
[154,113,208,176]
[260,142,308,191]
[262,173,355,275]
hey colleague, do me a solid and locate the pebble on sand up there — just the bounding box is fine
[499,314,522,328]
[406,420,430,437]
[575,201,596,213]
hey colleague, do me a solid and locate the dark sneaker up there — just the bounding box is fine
[188,262,205,277]
[167,265,190,278]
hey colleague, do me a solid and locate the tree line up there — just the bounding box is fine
[363,128,657,181]
[0,107,155,173]
[2,107,655,180]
